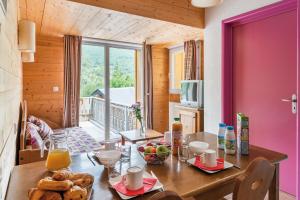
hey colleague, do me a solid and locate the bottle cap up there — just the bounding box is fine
[219,123,226,127]
[226,126,234,130]
[174,117,180,121]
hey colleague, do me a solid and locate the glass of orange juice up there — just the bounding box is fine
[41,131,72,171]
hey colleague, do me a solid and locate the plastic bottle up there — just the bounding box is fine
[172,117,182,156]
[218,123,226,149]
[225,126,236,155]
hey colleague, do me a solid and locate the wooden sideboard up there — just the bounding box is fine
[176,105,204,134]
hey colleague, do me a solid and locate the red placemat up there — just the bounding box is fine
[113,178,157,196]
[194,156,224,171]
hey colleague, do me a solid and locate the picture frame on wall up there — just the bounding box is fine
[0,0,7,14]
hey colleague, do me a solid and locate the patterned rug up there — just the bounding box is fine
[54,127,102,155]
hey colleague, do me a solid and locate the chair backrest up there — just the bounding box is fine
[149,191,183,200]
[20,100,28,150]
[233,157,275,200]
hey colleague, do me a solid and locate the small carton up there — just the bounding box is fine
[237,113,249,155]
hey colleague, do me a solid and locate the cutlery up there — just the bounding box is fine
[87,153,96,166]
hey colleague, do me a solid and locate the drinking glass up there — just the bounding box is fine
[178,144,190,162]
[120,144,131,163]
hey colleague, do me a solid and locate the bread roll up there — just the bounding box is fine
[37,177,73,191]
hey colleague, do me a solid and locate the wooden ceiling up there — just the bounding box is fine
[19,0,203,44]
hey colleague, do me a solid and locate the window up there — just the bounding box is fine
[79,39,143,140]
[169,46,185,93]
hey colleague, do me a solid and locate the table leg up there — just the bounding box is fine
[269,163,279,200]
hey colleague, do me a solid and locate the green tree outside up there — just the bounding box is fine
[80,45,135,97]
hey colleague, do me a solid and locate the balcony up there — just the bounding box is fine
[79,97,137,138]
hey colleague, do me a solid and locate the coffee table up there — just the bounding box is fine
[119,129,164,145]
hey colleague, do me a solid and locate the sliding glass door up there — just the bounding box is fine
[79,39,142,140]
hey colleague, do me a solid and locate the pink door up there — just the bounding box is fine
[232,10,297,195]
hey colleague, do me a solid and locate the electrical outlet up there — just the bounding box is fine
[53,86,59,92]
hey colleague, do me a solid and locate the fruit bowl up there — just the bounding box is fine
[137,142,171,165]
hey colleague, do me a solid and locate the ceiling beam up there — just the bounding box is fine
[67,0,205,28]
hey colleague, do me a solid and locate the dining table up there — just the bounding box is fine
[5,132,287,200]
[119,129,164,145]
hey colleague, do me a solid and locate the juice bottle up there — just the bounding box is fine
[172,117,182,156]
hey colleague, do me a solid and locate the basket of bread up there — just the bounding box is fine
[28,170,94,200]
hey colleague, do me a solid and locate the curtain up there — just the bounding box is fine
[196,40,201,80]
[184,40,197,80]
[63,35,82,128]
[143,42,153,129]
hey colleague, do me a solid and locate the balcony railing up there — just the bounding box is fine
[80,97,136,132]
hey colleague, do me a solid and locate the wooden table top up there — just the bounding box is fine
[6,132,287,200]
[119,129,164,143]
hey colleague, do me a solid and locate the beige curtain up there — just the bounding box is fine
[184,40,197,80]
[143,42,153,129]
[63,35,82,128]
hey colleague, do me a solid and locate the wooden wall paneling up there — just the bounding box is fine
[152,46,169,133]
[68,0,205,28]
[0,0,22,198]
[23,35,64,128]
[19,0,203,44]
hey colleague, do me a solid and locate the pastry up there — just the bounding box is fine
[63,185,87,200]
[37,177,73,191]
[52,171,94,188]
[28,188,45,200]
[52,170,74,181]
[28,188,62,200]
[72,174,94,188]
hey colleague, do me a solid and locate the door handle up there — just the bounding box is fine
[281,94,297,114]
[281,98,297,102]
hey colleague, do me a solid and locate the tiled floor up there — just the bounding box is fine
[224,191,295,200]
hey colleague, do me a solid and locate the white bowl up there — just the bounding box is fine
[189,141,209,154]
[95,150,121,167]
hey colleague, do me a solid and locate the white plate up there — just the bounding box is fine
[187,157,234,174]
[108,171,163,199]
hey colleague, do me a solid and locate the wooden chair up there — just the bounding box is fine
[233,157,275,200]
[149,191,184,200]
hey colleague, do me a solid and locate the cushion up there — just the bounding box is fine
[25,122,44,149]
[27,115,53,140]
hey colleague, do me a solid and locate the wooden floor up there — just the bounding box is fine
[224,191,295,200]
